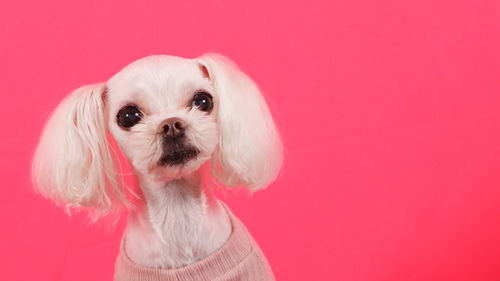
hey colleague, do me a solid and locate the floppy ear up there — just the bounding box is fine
[31,84,125,214]
[197,53,283,190]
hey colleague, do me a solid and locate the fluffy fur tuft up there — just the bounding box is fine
[198,54,283,190]
[31,84,126,215]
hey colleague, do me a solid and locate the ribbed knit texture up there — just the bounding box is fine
[114,205,276,281]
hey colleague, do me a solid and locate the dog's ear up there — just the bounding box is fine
[197,54,283,190]
[32,84,125,215]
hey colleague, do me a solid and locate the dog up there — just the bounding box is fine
[31,54,283,281]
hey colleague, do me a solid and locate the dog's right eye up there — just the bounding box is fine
[117,105,143,129]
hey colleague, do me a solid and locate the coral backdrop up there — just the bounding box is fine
[1,0,500,280]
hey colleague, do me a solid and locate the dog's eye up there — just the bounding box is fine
[117,105,143,129]
[191,92,213,112]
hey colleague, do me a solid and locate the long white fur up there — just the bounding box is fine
[199,54,283,189]
[32,84,126,214]
[31,53,283,268]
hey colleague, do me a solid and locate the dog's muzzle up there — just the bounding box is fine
[158,117,199,166]
[159,144,199,166]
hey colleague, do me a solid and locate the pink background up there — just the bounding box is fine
[1,0,500,280]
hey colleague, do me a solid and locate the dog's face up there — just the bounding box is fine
[32,54,283,214]
[107,56,218,180]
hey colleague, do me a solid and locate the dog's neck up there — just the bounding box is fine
[123,172,231,268]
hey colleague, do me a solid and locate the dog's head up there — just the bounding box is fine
[31,54,283,214]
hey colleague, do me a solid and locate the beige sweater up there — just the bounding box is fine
[114,206,276,281]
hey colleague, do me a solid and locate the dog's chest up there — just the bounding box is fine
[125,185,231,268]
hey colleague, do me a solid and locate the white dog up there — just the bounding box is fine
[32,54,283,281]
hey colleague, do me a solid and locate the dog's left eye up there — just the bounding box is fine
[117,105,143,129]
[191,92,213,112]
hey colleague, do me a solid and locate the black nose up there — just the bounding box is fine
[161,117,187,137]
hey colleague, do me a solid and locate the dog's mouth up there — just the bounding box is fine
[158,144,199,166]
